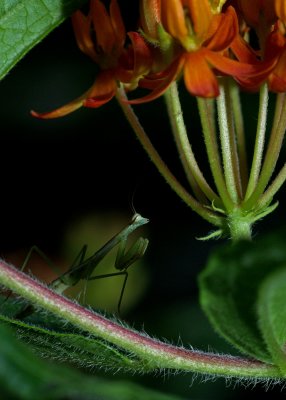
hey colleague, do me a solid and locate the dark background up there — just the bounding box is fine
[0,1,285,398]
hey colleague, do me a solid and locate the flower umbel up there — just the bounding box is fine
[130,1,277,103]
[32,0,286,240]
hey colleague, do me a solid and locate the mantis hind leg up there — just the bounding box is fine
[21,245,62,276]
[9,245,88,319]
[6,245,62,319]
[1,245,59,306]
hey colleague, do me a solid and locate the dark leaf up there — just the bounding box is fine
[199,229,286,362]
[258,268,286,374]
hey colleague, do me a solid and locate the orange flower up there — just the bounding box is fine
[130,0,273,103]
[236,0,276,31]
[264,27,286,92]
[32,0,152,119]
[230,0,286,93]
[267,1,286,91]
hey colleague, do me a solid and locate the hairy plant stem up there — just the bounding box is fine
[227,208,252,242]
[217,79,242,204]
[257,162,286,209]
[164,82,221,206]
[0,259,282,379]
[272,93,285,134]
[243,94,286,210]
[197,97,233,212]
[229,80,248,193]
[245,84,269,200]
[116,87,222,227]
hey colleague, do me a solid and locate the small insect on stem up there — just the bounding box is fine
[16,213,149,318]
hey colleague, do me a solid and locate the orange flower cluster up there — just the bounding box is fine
[32,0,286,118]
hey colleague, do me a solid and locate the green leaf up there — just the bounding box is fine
[0,322,184,400]
[258,268,286,374]
[0,0,88,80]
[0,296,147,372]
[198,228,286,362]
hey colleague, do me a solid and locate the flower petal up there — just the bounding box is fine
[230,35,260,64]
[161,0,188,42]
[71,11,97,62]
[268,73,286,92]
[83,71,118,108]
[264,28,285,61]
[117,32,153,85]
[275,0,286,22]
[237,0,276,28]
[31,93,87,119]
[268,48,286,92]
[204,7,238,51]
[91,0,117,55]
[140,0,161,39]
[126,56,183,104]
[205,50,277,78]
[183,51,219,97]
[186,0,212,40]
[31,71,117,119]
[110,0,126,51]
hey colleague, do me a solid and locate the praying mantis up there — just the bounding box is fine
[15,213,149,318]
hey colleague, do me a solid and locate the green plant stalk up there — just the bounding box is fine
[257,162,286,209]
[243,94,286,210]
[164,82,221,206]
[229,80,248,193]
[197,97,233,212]
[165,86,206,205]
[116,87,223,227]
[0,259,282,379]
[205,98,216,136]
[245,84,269,200]
[227,208,253,242]
[217,79,242,204]
[271,93,285,134]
